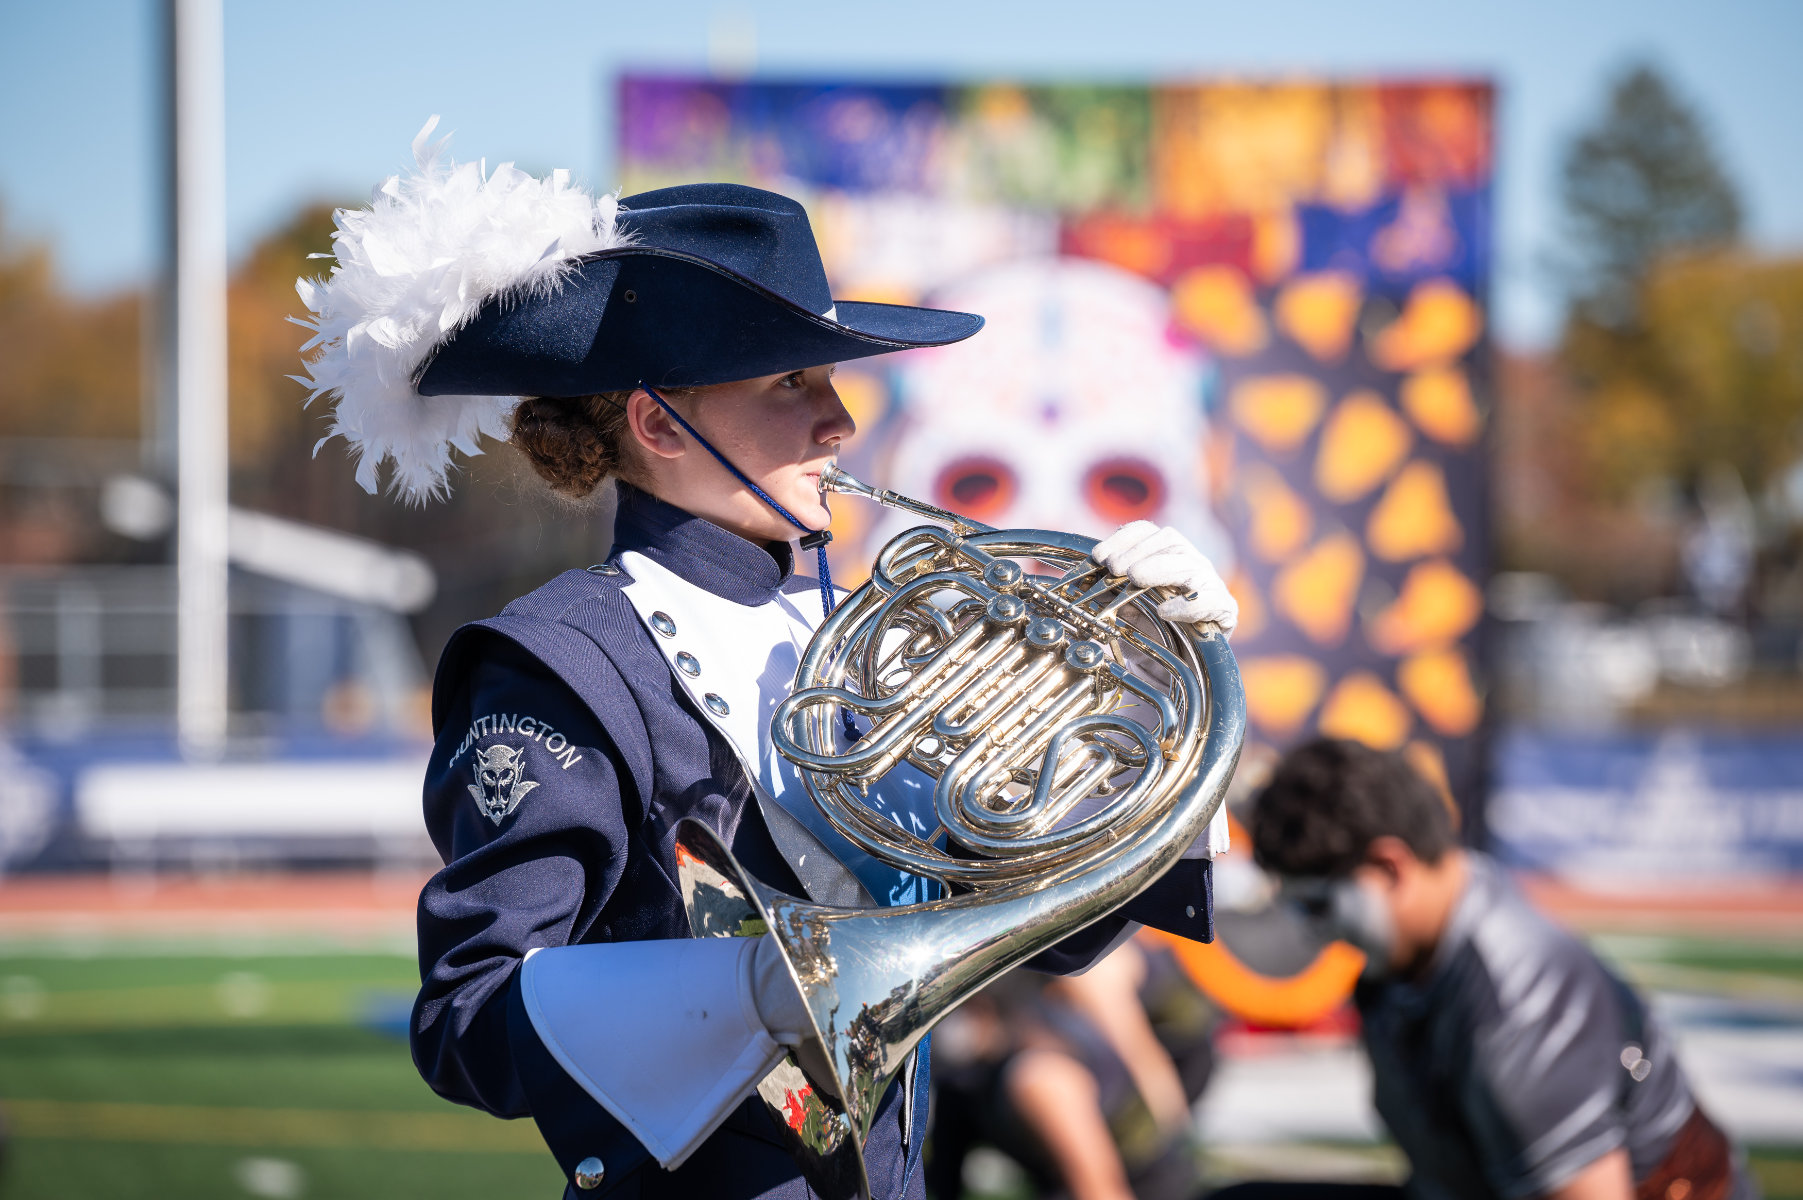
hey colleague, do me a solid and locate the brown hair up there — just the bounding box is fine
[1248,738,1457,878]
[510,390,638,499]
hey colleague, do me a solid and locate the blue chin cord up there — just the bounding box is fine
[641,384,858,742]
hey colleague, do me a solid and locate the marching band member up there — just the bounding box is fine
[296,123,1237,1199]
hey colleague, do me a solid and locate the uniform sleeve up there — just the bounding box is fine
[410,635,780,1186]
[1121,858,1213,941]
[1023,859,1214,974]
[411,636,629,1120]
[1020,778,1220,972]
[1457,942,1631,1199]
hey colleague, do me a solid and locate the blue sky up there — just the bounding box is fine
[2,0,1799,348]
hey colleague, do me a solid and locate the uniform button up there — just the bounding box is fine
[676,651,701,677]
[587,562,620,576]
[650,611,677,638]
[705,693,730,717]
[573,1156,605,1189]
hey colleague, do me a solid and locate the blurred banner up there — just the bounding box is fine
[620,77,1493,818]
[1491,729,1803,885]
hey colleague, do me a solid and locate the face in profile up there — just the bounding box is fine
[640,366,854,544]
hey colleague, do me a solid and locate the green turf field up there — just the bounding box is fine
[2,941,1799,1199]
[0,946,564,1199]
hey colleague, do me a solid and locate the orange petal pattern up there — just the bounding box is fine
[1272,532,1365,646]
[1239,655,1328,738]
[1230,374,1328,453]
[1172,265,1268,356]
[1366,460,1463,561]
[1369,278,1482,371]
[1368,559,1484,654]
[1314,390,1413,503]
[1275,270,1362,362]
[1400,366,1482,445]
[1316,671,1412,750]
[1397,647,1483,736]
[1242,465,1314,562]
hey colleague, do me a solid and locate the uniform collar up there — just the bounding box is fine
[611,482,794,607]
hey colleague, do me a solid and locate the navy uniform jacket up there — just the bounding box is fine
[410,484,1215,1198]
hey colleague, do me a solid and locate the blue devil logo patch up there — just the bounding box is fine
[467,743,539,824]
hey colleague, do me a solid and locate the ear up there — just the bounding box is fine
[625,388,688,461]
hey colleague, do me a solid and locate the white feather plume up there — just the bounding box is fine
[292,116,631,503]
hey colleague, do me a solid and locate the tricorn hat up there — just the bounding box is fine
[419,182,981,399]
[294,119,982,503]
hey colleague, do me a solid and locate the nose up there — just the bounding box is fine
[814,379,857,447]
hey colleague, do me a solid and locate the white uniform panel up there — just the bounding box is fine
[619,550,939,901]
[519,936,782,1169]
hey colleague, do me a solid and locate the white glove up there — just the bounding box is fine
[1092,521,1238,638]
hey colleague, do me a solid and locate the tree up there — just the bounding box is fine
[1549,63,1795,508]
[227,201,339,472]
[1634,253,1803,498]
[1555,62,1742,330]
[0,207,141,441]
[1512,61,1803,621]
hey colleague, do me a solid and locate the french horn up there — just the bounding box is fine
[674,463,1244,1199]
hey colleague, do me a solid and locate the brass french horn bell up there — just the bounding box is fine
[674,462,1245,1200]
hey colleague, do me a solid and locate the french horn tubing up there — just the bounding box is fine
[674,462,1245,1200]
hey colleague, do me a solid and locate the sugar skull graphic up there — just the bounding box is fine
[872,256,1231,565]
[467,744,539,824]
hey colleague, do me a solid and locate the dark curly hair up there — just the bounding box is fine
[1247,738,1455,878]
[510,388,698,499]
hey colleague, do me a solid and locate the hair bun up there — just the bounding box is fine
[511,393,629,498]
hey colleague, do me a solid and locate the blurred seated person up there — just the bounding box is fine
[1213,739,1751,1200]
[1128,933,1221,1108]
[931,939,1217,1200]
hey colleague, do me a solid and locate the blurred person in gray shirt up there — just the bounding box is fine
[1213,738,1752,1200]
